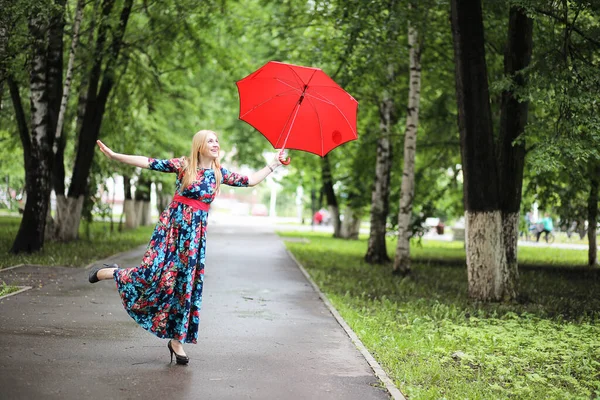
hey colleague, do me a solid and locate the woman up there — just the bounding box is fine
[89,130,286,365]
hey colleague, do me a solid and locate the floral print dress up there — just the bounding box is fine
[113,157,249,344]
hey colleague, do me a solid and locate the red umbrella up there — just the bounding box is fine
[236,61,358,163]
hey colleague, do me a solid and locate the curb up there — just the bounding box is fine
[0,263,26,272]
[0,286,33,300]
[0,245,147,301]
[285,249,407,400]
[83,244,147,270]
[0,264,33,300]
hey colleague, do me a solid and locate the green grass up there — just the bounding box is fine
[280,231,600,400]
[280,230,590,267]
[0,282,20,297]
[0,217,154,269]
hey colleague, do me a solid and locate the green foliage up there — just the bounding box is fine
[2,0,600,252]
[282,231,600,399]
[0,282,20,297]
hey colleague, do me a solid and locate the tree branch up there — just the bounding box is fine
[7,75,31,168]
[534,7,600,48]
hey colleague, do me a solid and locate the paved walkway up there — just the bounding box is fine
[0,216,391,400]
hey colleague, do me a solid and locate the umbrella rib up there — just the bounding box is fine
[239,88,300,119]
[247,76,302,91]
[284,64,309,87]
[305,69,319,87]
[304,92,335,105]
[275,102,300,149]
[304,96,325,156]
[275,78,303,92]
[305,87,358,138]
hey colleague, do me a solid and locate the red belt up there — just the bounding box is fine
[172,194,210,212]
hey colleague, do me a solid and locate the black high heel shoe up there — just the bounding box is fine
[88,263,119,283]
[168,340,189,365]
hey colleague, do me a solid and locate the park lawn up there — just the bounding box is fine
[0,216,154,270]
[411,239,589,266]
[280,231,600,400]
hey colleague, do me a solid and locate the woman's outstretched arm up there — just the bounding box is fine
[247,151,287,187]
[97,140,150,169]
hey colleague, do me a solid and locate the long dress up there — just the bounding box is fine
[113,157,249,344]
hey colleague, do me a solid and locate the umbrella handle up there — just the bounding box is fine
[279,149,291,165]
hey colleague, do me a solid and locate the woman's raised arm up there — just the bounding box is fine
[97,140,150,169]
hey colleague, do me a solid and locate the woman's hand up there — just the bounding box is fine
[274,149,290,166]
[95,140,150,168]
[97,140,116,159]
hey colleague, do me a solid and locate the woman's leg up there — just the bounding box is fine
[97,267,118,280]
[169,339,187,356]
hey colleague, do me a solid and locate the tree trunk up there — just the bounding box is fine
[588,168,599,267]
[61,0,133,240]
[321,154,341,237]
[340,206,362,240]
[7,77,30,166]
[42,0,67,239]
[497,6,533,299]
[54,194,84,240]
[54,0,95,197]
[465,211,507,300]
[46,0,66,143]
[123,174,137,229]
[11,14,53,254]
[53,0,84,155]
[135,177,152,226]
[155,183,170,214]
[365,65,394,264]
[451,0,508,301]
[393,24,422,275]
[0,13,8,94]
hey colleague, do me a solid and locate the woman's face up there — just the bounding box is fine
[201,132,220,160]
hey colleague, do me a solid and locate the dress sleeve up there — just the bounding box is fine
[221,167,249,187]
[148,157,184,173]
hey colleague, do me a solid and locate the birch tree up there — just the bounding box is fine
[10,5,56,253]
[56,0,133,241]
[365,64,395,264]
[49,0,85,240]
[393,22,422,275]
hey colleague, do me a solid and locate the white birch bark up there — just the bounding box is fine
[29,17,48,152]
[0,20,8,107]
[54,0,84,147]
[365,64,394,263]
[393,24,422,275]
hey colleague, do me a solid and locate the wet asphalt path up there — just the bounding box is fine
[0,218,389,400]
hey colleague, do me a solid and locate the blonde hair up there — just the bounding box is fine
[181,130,222,192]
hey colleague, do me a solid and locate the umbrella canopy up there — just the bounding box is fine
[236,61,358,157]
